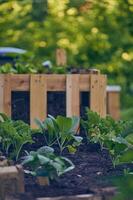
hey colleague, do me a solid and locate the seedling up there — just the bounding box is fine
[35,115,83,154]
[22,146,75,185]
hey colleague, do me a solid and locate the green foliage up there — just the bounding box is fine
[0,113,33,160]
[0,0,133,109]
[82,109,133,166]
[121,108,133,121]
[22,146,74,180]
[113,174,133,200]
[35,115,82,154]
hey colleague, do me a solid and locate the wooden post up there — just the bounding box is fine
[90,74,107,117]
[0,165,24,199]
[66,74,80,117]
[30,75,47,128]
[0,75,4,113]
[3,74,12,116]
[107,86,121,120]
[56,48,67,66]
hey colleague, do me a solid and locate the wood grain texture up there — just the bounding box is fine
[66,74,80,117]
[3,74,12,116]
[11,74,30,91]
[37,194,102,200]
[0,165,24,199]
[90,75,107,117]
[0,75,4,113]
[30,75,47,128]
[107,92,120,120]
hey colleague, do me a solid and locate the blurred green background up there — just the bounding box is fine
[0,0,133,119]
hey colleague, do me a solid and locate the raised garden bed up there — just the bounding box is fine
[0,165,24,200]
[11,141,132,200]
[0,71,132,200]
[0,73,106,128]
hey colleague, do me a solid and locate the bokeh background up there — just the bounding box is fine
[0,0,133,119]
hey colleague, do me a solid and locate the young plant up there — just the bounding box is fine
[22,146,74,180]
[35,115,83,154]
[0,113,33,160]
[82,109,133,166]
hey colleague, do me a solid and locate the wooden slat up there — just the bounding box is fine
[30,75,47,128]
[66,74,80,117]
[90,75,106,117]
[11,74,30,91]
[0,165,24,198]
[36,194,101,200]
[47,74,66,91]
[98,75,107,117]
[3,74,12,116]
[10,74,92,92]
[107,92,120,120]
[79,74,90,91]
[0,75,4,113]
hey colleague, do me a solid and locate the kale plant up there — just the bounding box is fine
[0,113,33,160]
[22,146,74,180]
[81,109,133,166]
[35,115,83,154]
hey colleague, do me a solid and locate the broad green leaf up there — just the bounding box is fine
[37,146,54,155]
[119,149,133,164]
[37,154,50,164]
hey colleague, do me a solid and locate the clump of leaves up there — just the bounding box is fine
[22,146,74,180]
[0,63,16,73]
[81,109,133,166]
[35,115,83,154]
[14,62,37,74]
[113,174,133,200]
[0,113,33,160]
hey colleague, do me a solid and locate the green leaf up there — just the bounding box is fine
[22,155,34,165]
[126,133,133,145]
[119,149,133,164]
[56,116,72,133]
[37,146,54,155]
[67,145,77,153]
[37,154,50,164]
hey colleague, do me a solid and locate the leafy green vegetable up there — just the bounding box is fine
[35,115,82,154]
[113,174,133,200]
[82,109,133,166]
[22,146,75,180]
[0,113,33,160]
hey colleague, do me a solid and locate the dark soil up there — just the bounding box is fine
[22,141,133,199]
[10,90,132,199]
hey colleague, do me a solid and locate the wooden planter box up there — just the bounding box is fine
[107,86,121,120]
[0,165,24,200]
[0,73,106,128]
[36,186,116,200]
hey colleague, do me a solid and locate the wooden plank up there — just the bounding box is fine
[37,194,102,200]
[47,74,66,91]
[6,74,92,92]
[10,74,92,92]
[107,92,120,120]
[90,75,106,117]
[66,74,80,117]
[11,74,30,91]
[0,165,24,199]
[3,74,12,116]
[0,75,4,113]
[79,74,90,91]
[30,75,47,128]
[16,165,25,193]
[98,75,107,117]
